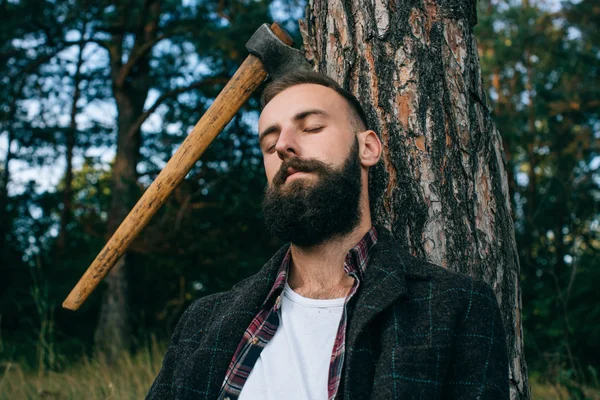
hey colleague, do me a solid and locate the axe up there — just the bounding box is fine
[63,23,312,311]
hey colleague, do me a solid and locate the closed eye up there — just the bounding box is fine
[304,126,324,133]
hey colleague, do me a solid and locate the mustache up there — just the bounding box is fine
[272,157,331,187]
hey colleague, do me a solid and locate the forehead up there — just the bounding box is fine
[258,84,349,128]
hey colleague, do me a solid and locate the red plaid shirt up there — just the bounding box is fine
[217,226,378,400]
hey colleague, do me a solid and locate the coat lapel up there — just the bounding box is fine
[347,230,405,346]
[342,227,432,399]
[346,226,432,349]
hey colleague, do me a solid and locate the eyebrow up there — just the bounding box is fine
[259,109,329,146]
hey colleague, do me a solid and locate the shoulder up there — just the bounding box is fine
[411,255,493,292]
[401,258,502,341]
[177,278,257,324]
[374,230,495,298]
[373,226,489,289]
[173,291,231,336]
[391,254,503,344]
[174,244,290,333]
[401,252,497,305]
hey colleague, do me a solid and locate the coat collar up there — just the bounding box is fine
[347,225,432,345]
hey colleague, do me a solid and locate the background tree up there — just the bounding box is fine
[476,0,599,397]
[58,0,278,360]
[0,0,280,366]
[300,0,529,397]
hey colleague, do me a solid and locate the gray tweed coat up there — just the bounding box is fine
[147,227,509,399]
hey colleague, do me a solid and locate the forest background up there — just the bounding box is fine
[0,0,598,399]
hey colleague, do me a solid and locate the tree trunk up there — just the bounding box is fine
[0,129,13,258]
[94,0,160,361]
[0,83,22,259]
[300,0,529,398]
[57,37,85,256]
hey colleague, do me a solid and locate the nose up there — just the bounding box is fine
[274,125,299,161]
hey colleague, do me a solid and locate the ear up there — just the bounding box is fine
[357,130,382,167]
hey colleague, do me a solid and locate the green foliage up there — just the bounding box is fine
[476,0,600,394]
[0,0,285,370]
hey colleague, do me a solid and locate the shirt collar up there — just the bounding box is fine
[344,225,378,278]
[263,226,379,306]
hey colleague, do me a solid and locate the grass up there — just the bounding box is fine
[0,340,165,400]
[530,375,571,399]
[2,341,599,399]
[529,375,600,400]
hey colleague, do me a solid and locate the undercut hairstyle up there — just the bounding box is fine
[261,71,369,132]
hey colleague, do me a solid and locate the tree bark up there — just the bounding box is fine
[94,0,160,361]
[300,0,529,398]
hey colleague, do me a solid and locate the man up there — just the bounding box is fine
[147,71,509,399]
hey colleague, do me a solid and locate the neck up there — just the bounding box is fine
[287,214,372,300]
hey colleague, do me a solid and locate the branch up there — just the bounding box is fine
[124,76,228,141]
[86,37,110,50]
[10,49,63,81]
[114,0,162,88]
[0,48,21,60]
[115,33,167,87]
[8,38,104,83]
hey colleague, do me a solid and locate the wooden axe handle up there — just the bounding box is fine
[63,23,293,311]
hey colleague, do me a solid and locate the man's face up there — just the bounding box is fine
[258,84,364,246]
[258,84,359,188]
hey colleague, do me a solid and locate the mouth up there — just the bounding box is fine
[284,167,312,182]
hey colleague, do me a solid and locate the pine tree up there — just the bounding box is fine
[301,0,530,397]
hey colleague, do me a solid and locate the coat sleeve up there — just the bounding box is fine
[145,302,199,399]
[447,279,510,399]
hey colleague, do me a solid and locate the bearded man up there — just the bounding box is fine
[147,71,509,400]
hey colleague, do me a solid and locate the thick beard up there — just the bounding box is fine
[262,139,362,247]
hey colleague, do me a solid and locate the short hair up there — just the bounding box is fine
[260,71,368,131]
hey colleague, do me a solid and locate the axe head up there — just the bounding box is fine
[246,23,313,81]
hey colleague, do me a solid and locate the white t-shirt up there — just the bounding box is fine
[238,282,345,400]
